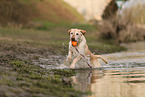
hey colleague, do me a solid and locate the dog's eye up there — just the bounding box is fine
[71,33,73,34]
[76,33,79,35]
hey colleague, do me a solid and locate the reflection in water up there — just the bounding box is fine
[72,70,105,92]
[72,68,145,97]
[70,41,145,97]
[71,41,145,97]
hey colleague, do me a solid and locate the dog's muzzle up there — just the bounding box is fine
[71,37,75,41]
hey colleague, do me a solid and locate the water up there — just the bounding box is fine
[72,68,145,97]
[71,41,145,97]
[35,41,145,97]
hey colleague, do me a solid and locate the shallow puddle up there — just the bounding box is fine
[71,41,145,97]
[72,67,145,97]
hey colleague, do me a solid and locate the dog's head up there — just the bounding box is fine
[68,29,86,45]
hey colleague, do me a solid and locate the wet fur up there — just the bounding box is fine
[67,29,107,69]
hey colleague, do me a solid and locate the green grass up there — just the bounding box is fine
[0,25,126,55]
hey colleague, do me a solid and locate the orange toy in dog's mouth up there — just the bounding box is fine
[71,41,77,47]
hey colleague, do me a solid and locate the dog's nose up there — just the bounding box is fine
[71,37,75,41]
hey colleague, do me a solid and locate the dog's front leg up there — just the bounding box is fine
[67,50,72,61]
[70,55,81,69]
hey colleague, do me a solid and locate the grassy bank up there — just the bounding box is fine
[0,25,126,55]
[0,0,84,27]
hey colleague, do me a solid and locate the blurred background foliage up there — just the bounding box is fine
[0,0,84,27]
[0,0,145,44]
[0,0,33,27]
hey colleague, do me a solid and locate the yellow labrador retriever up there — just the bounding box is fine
[67,29,108,69]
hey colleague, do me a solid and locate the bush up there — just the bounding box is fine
[97,16,145,43]
[97,1,145,43]
[120,1,145,24]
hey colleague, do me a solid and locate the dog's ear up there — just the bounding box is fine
[80,30,86,35]
[68,29,71,35]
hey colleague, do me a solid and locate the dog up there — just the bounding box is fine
[67,29,108,69]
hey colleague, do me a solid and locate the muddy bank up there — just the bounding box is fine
[0,40,87,97]
[0,50,86,97]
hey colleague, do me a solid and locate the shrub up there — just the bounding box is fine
[120,1,145,24]
[97,16,145,43]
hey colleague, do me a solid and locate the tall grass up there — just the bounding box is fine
[97,1,145,43]
[120,3,145,24]
[97,15,145,43]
